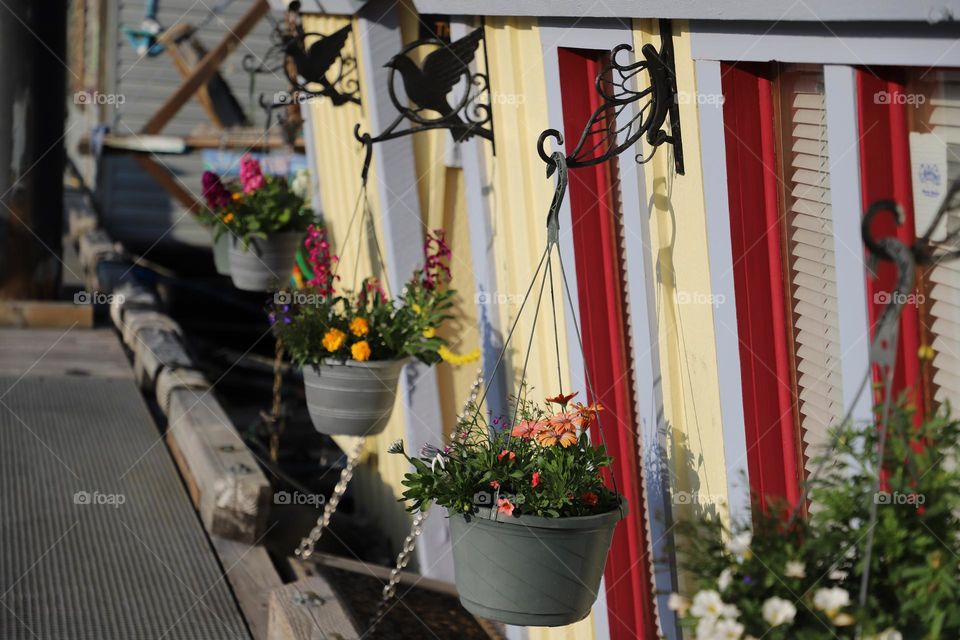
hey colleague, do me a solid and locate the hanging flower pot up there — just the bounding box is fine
[211,230,231,276]
[228,231,303,291]
[449,500,625,626]
[271,229,457,436]
[199,156,315,291]
[389,389,624,627]
[302,358,407,436]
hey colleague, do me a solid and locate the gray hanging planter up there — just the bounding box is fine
[212,231,231,276]
[227,231,303,291]
[302,359,407,436]
[448,500,626,627]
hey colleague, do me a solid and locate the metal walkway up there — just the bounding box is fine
[0,328,251,639]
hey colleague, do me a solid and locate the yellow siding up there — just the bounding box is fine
[632,20,730,529]
[480,17,591,640]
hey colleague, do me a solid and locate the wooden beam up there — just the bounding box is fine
[213,536,284,640]
[141,0,269,135]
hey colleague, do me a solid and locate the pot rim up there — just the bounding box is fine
[449,496,627,531]
[306,357,411,370]
[228,229,306,247]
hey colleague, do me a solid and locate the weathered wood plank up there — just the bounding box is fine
[166,387,271,543]
[0,301,93,329]
[268,577,360,640]
[213,536,284,640]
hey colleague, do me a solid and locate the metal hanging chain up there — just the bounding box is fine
[295,437,367,560]
[260,333,286,462]
[366,370,484,635]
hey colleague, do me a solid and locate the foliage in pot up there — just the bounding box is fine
[389,390,625,625]
[201,158,314,288]
[670,402,960,640]
[271,230,458,435]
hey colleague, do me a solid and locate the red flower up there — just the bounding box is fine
[531,471,541,488]
[546,391,578,407]
[489,480,500,489]
[497,450,516,462]
[581,491,599,507]
[497,497,515,516]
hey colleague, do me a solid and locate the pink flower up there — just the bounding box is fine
[303,224,337,295]
[497,450,516,462]
[489,480,500,489]
[422,230,452,290]
[532,471,541,488]
[497,497,515,516]
[511,419,546,439]
[239,154,265,194]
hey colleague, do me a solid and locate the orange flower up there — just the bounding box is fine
[534,427,577,448]
[230,192,242,202]
[531,471,541,488]
[497,450,516,462]
[549,411,577,433]
[350,340,371,361]
[581,491,599,507]
[572,402,604,429]
[322,328,346,352]
[349,317,369,337]
[222,212,235,223]
[546,391,578,407]
[497,497,515,516]
[511,419,546,439]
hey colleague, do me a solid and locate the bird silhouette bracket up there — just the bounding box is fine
[245,14,361,116]
[537,20,684,177]
[354,27,494,185]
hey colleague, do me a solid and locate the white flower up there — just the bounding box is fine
[726,531,752,559]
[784,560,806,578]
[720,603,740,619]
[667,593,690,615]
[865,629,902,640]
[761,596,796,627]
[713,618,745,639]
[430,452,446,472]
[695,616,716,640]
[718,567,734,592]
[291,168,311,201]
[813,587,850,616]
[691,590,725,620]
[828,568,848,581]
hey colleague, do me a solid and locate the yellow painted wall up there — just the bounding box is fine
[480,17,590,640]
[632,20,730,532]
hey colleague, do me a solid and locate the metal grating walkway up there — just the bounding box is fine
[0,329,251,639]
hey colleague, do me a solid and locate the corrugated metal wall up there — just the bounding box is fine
[98,0,288,252]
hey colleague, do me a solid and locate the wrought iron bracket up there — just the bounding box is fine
[537,19,684,177]
[244,2,361,115]
[354,27,494,185]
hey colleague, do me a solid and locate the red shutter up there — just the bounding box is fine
[559,47,659,640]
[720,63,802,509]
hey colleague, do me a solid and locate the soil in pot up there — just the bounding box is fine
[228,231,303,291]
[448,501,626,627]
[303,359,407,436]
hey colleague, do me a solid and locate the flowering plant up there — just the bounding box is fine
[200,156,314,247]
[272,230,456,365]
[671,403,960,640]
[389,389,617,518]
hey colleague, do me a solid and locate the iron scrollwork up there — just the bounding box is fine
[354,27,494,184]
[538,19,684,176]
[243,4,361,114]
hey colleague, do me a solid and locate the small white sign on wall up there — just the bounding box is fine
[909,132,949,240]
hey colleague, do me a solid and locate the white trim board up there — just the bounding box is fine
[539,19,678,640]
[410,0,960,23]
[691,20,960,65]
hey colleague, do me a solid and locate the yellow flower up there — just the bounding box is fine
[422,327,436,338]
[351,340,371,361]
[222,213,235,223]
[349,317,369,337]
[918,344,935,360]
[231,192,242,202]
[322,328,346,352]
[438,346,480,366]
[411,303,422,315]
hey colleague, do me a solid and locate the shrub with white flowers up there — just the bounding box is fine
[670,403,960,639]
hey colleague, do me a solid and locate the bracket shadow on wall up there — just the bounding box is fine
[538,19,684,177]
[354,26,494,184]
[244,1,361,127]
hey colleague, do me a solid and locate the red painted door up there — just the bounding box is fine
[719,63,802,509]
[559,47,659,640]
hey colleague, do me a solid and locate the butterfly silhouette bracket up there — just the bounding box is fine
[244,8,362,120]
[354,27,494,185]
[537,20,684,179]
